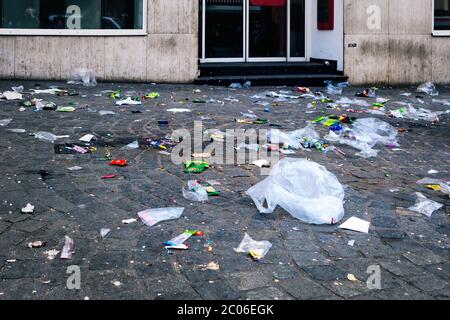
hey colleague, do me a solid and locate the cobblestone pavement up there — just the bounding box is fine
[0,80,449,300]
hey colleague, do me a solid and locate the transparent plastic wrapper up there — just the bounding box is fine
[61,236,75,260]
[34,131,59,143]
[324,80,348,95]
[267,124,319,150]
[121,140,139,150]
[0,118,12,126]
[417,178,450,197]
[182,180,208,202]
[417,82,439,96]
[336,97,370,107]
[391,104,441,122]
[351,118,398,147]
[234,233,272,260]
[246,158,345,225]
[408,192,443,217]
[339,138,379,158]
[68,68,97,87]
[138,207,184,227]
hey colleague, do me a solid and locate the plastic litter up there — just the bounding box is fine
[99,110,116,116]
[182,180,209,202]
[122,218,137,224]
[246,158,345,225]
[2,91,23,100]
[339,217,370,233]
[408,193,443,217]
[336,97,371,107]
[356,88,376,98]
[417,82,439,96]
[28,241,46,248]
[60,236,75,259]
[138,207,184,227]
[351,118,398,147]
[229,81,251,89]
[121,140,139,150]
[267,123,319,150]
[110,159,127,167]
[234,233,272,260]
[184,161,209,173]
[0,118,12,126]
[35,132,69,143]
[100,229,111,238]
[165,230,204,250]
[32,88,64,95]
[57,106,76,112]
[68,68,97,87]
[21,203,35,214]
[324,80,349,95]
[79,134,95,142]
[7,129,26,133]
[116,97,142,106]
[167,108,191,113]
[390,104,441,122]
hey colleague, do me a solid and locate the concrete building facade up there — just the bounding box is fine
[0,0,448,85]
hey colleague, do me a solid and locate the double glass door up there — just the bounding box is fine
[200,0,306,62]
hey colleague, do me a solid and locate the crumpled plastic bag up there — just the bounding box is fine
[182,180,208,202]
[339,118,398,158]
[68,68,97,87]
[391,104,441,122]
[417,178,450,197]
[324,81,349,95]
[138,207,184,227]
[417,82,439,96]
[267,124,319,149]
[336,97,371,107]
[0,118,12,126]
[234,233,272,260]
[246,158,345,225]
[35,131,69,143]
[121,140,139,150]
[351,118,398,147]
[408,192,443,217]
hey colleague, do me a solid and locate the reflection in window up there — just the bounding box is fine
[0,0,143,29]
[435,0,450,30]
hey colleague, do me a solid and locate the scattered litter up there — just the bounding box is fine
[408,193,443,217]
[347,274,359,282]
[252,159,270,168]
[234,233,272,261]
[122,218,137,224]
[198,262,220,271]
[100,229,111,238]
[101,174,116,180]
[35,132,69,143]
[68,68,97,87]
[167,108,191,113]
[417,81,439,96]
[428,170,438,174]
[99,110,116,116]
[68,166,83,171]
[0,118,12,126]
[21,203,35,214]
[390,104,441,122]
[60,236,75,260]
[182,180,209,202]
[32,88,64,95]
[110,160,127,167]
[138,207,184,227]
[79,134,95,142]
[7,129,26,133]
[348,240,356,247]
[165,230,204,250]
[247,158,345,225]
[2,91,23,100]
[44,250,60,261]
[116,97,142,106]
[339,217,370,234]
[111,281,122,287]
[121,140,139,150]
[184,161,209,174]
[28,241,47,248]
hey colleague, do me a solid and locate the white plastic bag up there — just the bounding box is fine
[267,124,319,150]
[121,140,139,150]
[246,158,345,225]
[138,207,184,227]
[182,180,208,202]
[35,131,69,143]
[234,233,272,260]
[352,118,398,147]
[417,82,439,96]
[68,68,97,87]
[0,118,12,126]
[408,193,443,217]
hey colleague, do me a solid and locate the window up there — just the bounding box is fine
[0,0,146,35]
[434,0,450,35]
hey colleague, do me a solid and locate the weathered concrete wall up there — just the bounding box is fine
[0,0,199,83]
[344,0,450,85]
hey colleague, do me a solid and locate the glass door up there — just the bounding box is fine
[200,0,306,63]
[201,0,245,62]
[247,0,287,61]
